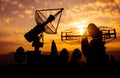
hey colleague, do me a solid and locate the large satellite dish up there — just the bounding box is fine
[24,8,64,51]
[25,8,64,42]
[35,8,63,34]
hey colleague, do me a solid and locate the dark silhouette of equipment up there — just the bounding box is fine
[61,24,116,44]
[24,8,64,52]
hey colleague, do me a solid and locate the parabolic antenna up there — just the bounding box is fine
[61,26,116,44]
[35,8,63,34]
[24,8,63,42]
[24,8,64,51]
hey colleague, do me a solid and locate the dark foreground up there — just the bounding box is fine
[0,62,120,78]
[1,50,120,78]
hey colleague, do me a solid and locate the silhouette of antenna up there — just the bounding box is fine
[61,25,116,44]
[35,8,63,34]
[24,8,64,51]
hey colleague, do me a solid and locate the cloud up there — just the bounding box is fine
[0,6,5,11]
[0,24,26,43]
[9,0,24,8]
[34,0,40,3]
[0,40,24,54]
[0,19,2,26]
[30,6,35,9]
[1,0,9,3]
[10,0,19,5]
[11,10,18,14]
[2,17,13,23]
[24,9,33,15]
[97,0,114,3]
[18,3,24,8]
[0,32,10,39]
[115,0,120,4]
[18,14,24,18]
[1,0,24,8]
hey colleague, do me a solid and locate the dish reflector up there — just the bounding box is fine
[35,8,63,34]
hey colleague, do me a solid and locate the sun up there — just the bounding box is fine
[68,21,87,35]
[78,27,86,35]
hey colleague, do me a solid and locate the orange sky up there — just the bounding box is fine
[0,0,120,58]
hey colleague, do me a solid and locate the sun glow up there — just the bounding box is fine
[78,27,86,35]
[69,22,87,35]
[68,21,88,35]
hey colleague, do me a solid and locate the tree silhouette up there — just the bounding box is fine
[50,40,59,65]
[59,48,69,64]
[14,47,26,64]
[50,40,58,56]
[69,48,82,65]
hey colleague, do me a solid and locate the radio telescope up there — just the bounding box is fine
[61,25,116,44]
[24,8,64,52]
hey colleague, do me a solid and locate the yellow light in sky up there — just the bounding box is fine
[78,27,86,35]
[69,22,87,35]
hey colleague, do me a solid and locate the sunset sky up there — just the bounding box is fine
[0,0,120,60]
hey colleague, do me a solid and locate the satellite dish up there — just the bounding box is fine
[35,8,63,34]
[61,23,116,44]
[24,8,64,51]
[25,8,64,42]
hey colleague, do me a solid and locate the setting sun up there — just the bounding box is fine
[69,22,87,35]
[78,27,86,35]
